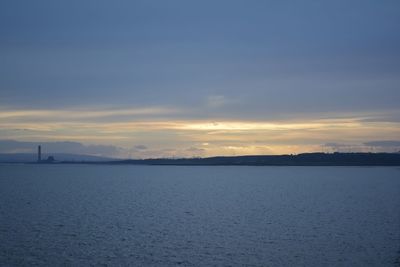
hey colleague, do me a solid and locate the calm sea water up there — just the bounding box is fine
[0,164,399,266]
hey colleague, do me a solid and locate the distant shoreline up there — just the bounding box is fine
[2,153,400,166]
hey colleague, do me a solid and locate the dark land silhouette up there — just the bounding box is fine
[57,152,400,166]
[105,153,400,166]
[1,152,400,166]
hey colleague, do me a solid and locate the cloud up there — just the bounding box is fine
[323,142,370,153]
[1,107,400,157]
[206,95,233,109]
[133,145,147,150]
[125,146,207,159]
[324,142,343,148]
[185,147,205,153]
[364,141,400,147]
[0,106,179,123]
[324,141,400,153]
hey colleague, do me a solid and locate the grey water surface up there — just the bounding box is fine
[0,164,399,266]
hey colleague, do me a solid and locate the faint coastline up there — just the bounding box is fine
[1,152,400,166]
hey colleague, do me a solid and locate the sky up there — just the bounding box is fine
[1,0,400,158]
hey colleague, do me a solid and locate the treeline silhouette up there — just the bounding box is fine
[94,152,400,166]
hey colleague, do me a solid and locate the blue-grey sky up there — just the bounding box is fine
[1,0,400,157]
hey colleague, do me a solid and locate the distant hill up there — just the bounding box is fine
[109,153,400,166]
[2,152,400,166]
[0,153,116,163]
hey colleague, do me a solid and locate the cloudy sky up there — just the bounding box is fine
[1,0,400,158]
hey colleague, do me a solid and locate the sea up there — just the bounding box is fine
[0,164,399,266]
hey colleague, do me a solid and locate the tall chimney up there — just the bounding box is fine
[38,145,41,162]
